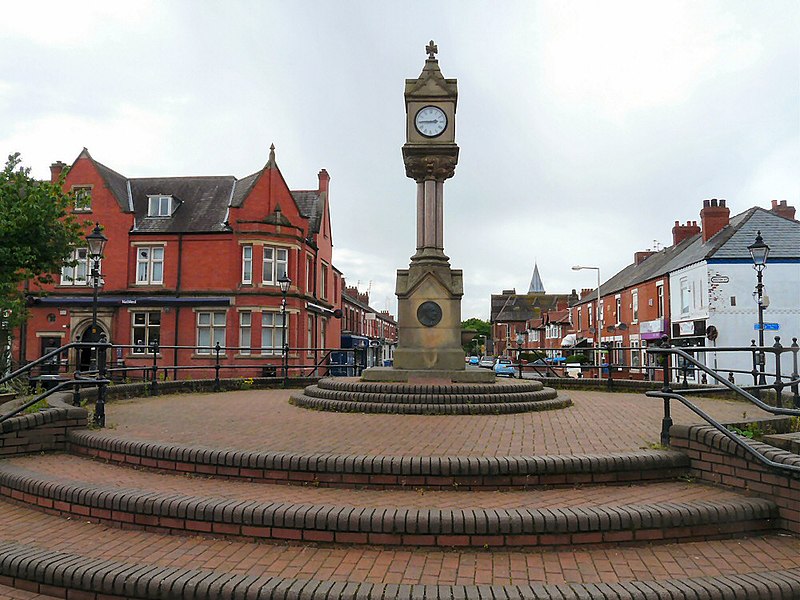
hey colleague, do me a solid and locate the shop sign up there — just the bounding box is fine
[710,275,729,284]
[678,321,695,336]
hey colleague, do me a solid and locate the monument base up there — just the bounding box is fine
[360,367,495,383]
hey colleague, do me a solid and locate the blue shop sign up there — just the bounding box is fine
[754,323,779,331]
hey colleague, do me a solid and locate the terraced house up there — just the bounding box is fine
[13,146,342,379]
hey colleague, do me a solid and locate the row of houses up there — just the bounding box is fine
[11,148,396,378]
[491,199,800,383]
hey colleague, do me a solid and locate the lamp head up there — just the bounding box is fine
[85,223,108,260]
[747,230,769,268]
[277,272,292,294]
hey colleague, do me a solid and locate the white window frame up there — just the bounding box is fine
[631,289,639,323]
[131,311,161,354]
[196,311,226,355]
[136,246,164,285]
[657,283,665,318]
[261,311,286,356]
[72,186,92,212]
[615,295,622,325]
[60,248,90,286]
[680,278,690,315]
[242,245,253,285]
[239,311,251,355]
[147,195,172,217]
[306,255,314,294]
[262,247,288,285]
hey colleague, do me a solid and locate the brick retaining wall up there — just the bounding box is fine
[670,424,800,534]
[0,401,88,457]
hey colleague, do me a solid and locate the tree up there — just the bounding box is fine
[0,153,86,370]
[461,317,491,354]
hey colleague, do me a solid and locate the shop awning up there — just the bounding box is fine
[561,333,578,347]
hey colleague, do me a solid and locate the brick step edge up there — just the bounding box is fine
[0,466,778,548]
[67,430,690,489]
[289,394,573,414]
[296,384,559,404]
[1,542,799,600]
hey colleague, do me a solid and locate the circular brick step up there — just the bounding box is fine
[0,454,778,549]
[67,429,691,489]
[290,377,572,414]
[1,501,799,599]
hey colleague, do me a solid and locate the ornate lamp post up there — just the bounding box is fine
[747,230,770,385]
[278,273,291,386]
[572,265,602,377]
[85,223,107,370]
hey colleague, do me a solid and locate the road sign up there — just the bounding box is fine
[754,323,779,331]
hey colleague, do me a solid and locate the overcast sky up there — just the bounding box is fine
[1,1,798,319]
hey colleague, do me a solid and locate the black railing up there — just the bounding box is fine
[646,341,800,475]
[0,341,112,426]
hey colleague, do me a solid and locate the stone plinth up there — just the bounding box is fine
[361,367,495,383]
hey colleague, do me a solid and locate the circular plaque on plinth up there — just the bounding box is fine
[417,301,443,327]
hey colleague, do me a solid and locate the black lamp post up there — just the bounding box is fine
[85,223,108,368]
[747,230,770,385]
[278,272,291,386]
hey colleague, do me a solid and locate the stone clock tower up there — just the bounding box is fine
[384,41,480,379]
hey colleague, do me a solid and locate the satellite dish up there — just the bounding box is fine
[618,323,628,331]
[607,325,616,332]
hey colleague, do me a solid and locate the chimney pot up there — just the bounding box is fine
[49,161,66,183]
[703,199,710,208]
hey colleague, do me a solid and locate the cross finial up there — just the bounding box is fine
[426,40,438,60]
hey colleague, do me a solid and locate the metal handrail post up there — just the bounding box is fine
[791,338,799,409]
[773,337,784,408]
[150,341,159,396]
[659,337,673,446]
[95,338,107,427]
[214,342,221,392]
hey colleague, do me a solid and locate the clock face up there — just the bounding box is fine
[414,106,447,138]
[417,301,443,327]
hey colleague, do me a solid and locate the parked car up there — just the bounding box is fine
[468,355,480,366]
[493,357,516,378]
[478,356,495,368]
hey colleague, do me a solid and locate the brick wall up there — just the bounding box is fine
[0,402,88,457]
[669,424,800,534]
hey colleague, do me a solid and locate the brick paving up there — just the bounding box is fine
[104,388,769,456]
[0,501,798,586]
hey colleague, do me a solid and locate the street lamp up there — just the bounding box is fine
[86,223,107,367]
[572,265,602,378]
[278,272,291,386]
[747,230,770,385]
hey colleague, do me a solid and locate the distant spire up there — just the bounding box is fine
[528,263,545,294]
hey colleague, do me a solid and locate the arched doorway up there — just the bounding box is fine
[77,322,107,372]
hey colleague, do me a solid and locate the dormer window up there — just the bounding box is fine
[148,195,173,217]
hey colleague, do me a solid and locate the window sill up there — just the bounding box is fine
[191,353,228,359]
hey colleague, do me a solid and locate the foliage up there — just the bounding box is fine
[0,153,87,329]
[520,351,545,362]
[565,353,590,364]
[462,317,491,353]
[23,398,50,414]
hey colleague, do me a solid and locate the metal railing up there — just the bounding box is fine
[1,341,112,426]
[646,341,800,475]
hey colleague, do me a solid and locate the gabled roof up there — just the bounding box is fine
[574,206,800,304]
[75,148,130,212]
[130,177,236,233]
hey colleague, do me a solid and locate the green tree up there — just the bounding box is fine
[462,317,491,354]
[0,153,86,370]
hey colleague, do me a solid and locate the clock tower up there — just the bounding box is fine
[389,42,472,375]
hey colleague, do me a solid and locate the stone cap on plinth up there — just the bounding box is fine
[361,367,495,384]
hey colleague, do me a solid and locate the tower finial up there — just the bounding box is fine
[426,40,438,60]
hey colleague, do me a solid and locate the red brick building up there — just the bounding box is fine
[14,147,342,378]
[341,285,398,367]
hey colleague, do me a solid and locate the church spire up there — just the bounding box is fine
[528,263,545,294]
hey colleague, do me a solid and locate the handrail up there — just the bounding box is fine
[0,377,110,423]
[648,345,799,416]
[648,390,800,474]
[646,343,799,476]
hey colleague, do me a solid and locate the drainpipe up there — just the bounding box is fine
[173,233,184,380]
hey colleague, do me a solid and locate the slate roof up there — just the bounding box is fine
[573,207,800,305]
[528,263,545,294]
[130,177,236,234]
[292,190,324,234]
[492,292,570,323]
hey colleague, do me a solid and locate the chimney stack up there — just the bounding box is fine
[634,250,656,265]
[700,198,730,242]
[672,220,701,245]
[771,199,796,220]
[317,169,330,194]
[49,161,66,183]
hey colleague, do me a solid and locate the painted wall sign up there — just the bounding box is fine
[710,275,729,284]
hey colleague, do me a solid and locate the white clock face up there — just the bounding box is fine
[415,106,447,137]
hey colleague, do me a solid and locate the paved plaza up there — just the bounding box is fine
[2,386,798,599]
